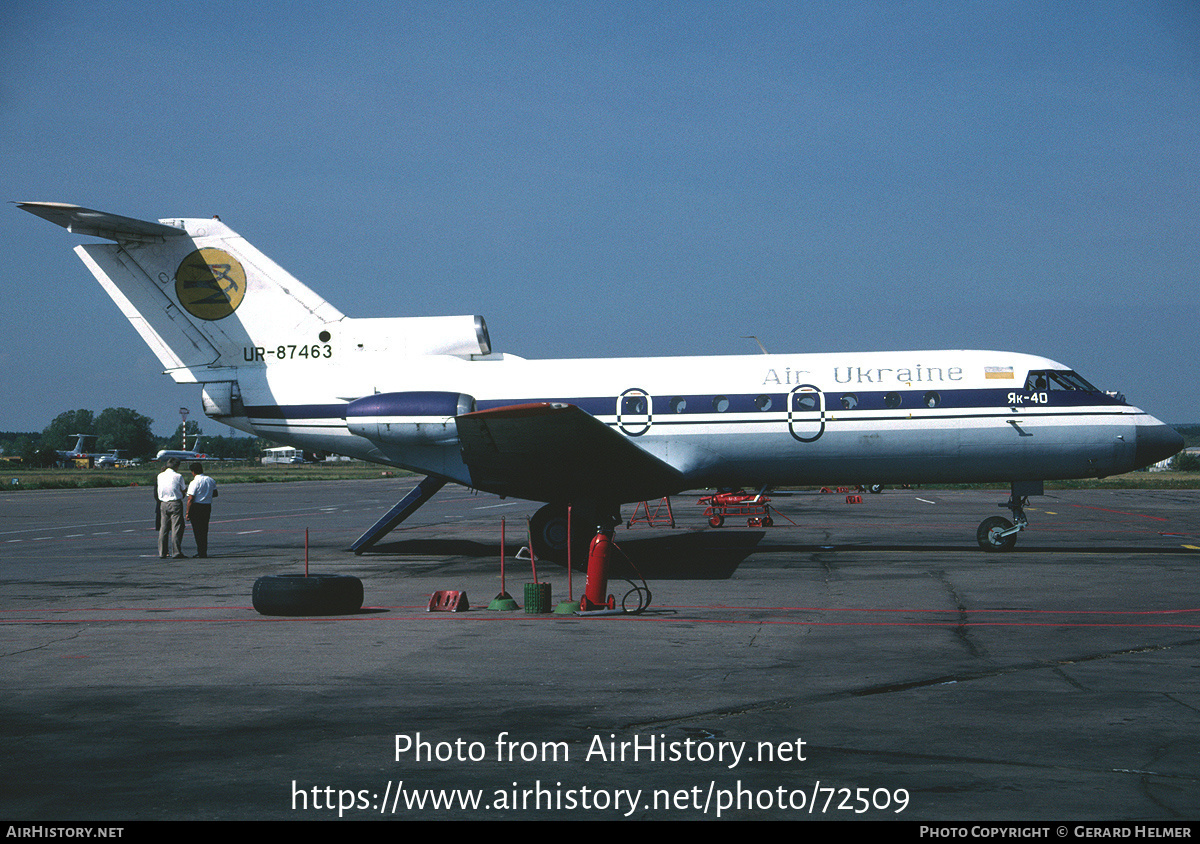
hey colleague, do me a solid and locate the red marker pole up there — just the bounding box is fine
[500,517,506,595]
[305,528,309,576]
[525,517,538,583]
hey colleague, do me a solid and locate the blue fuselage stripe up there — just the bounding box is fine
[242,388,1129,427]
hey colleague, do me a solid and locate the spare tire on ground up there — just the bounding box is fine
[252,574,364,616]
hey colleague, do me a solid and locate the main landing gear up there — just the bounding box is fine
[976,481,1042,552]
[529,502,595,567]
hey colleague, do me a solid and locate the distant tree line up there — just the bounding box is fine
[0,408,282,466]
[1174,424,1200,448]
[1174,425,1200,471]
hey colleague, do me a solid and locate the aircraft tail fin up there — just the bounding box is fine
[20,201,494,424]
[18,202,346,385]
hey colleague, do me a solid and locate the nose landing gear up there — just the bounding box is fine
[976,481,1041,552]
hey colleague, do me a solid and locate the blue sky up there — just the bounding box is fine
[2,0,1197,435]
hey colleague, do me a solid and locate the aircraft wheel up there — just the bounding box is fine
[868,484,884,494]
[529,504,569,563]
[530,504,593,567]
[252,574,364,616]
[976,516,1016,552]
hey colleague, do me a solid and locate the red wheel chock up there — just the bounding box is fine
[428,590,470,612]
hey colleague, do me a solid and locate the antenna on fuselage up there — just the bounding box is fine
[741,336,769,355]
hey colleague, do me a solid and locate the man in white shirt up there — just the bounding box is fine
[157,457,187,558]
[186,462,218,558]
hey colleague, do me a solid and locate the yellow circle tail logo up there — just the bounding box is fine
[175,248,247,320]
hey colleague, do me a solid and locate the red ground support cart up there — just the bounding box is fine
[698,490,773,528]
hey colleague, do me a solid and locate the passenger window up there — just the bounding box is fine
[840,393,858,410]
[622,395,646,414]
[924,391,940,408]
[885,392,902,408]
[792,393,817,412]
[713,396,730,412]
[669,396,687,413]
[755,395,773,411]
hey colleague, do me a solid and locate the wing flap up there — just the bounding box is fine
[456,403,684,503]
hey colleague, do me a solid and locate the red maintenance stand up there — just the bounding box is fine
[626,496,675,528]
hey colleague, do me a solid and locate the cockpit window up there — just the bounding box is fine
[1024,370,1099,392]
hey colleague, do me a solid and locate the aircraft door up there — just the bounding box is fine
[616,388,652,437]
[788,384,825,442]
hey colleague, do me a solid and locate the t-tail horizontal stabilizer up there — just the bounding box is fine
[16,202,187,243]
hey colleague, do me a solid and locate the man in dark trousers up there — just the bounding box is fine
[185,462,218,558]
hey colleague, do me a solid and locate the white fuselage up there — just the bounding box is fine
[19,203,1176,509]
[219,347,1156,499]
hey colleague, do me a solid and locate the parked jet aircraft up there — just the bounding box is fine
[20,202,1184,555]
[154,438,208,463]
[55,433,97,461]
[55,433,120,466]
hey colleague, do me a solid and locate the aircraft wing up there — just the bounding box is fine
[455,403,685,503]
[16,202,186,243]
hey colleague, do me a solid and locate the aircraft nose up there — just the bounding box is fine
[1135,421,1185,469]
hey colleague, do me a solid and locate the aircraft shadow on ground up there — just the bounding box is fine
[358,532,769,580]
[362,538,502,558]
[739,541,1195,556]
[358,534,1190,584]
[608,531,766,579]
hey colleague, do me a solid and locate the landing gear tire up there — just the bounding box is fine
[976,516,1017,552]
[529,504,593,567]
[529,504,569,564]
[252,574,364,616]
[868,484,884,494]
